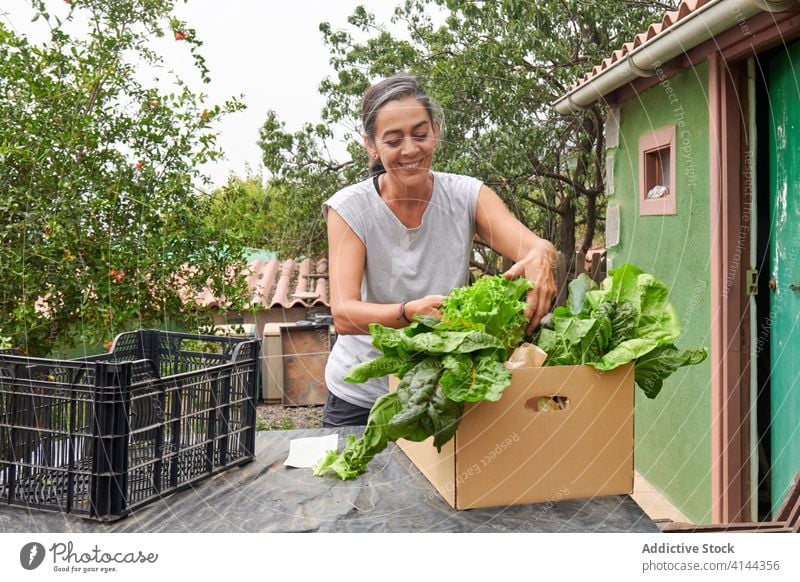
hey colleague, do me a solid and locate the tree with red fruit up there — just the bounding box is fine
[0,0,245,355]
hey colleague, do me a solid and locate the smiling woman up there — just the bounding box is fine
[321,72,558,427]
[366,96,439,228]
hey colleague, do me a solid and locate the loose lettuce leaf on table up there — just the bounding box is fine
[312,391,402,480]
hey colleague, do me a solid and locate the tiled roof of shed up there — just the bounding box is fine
[568,0,711,93]
[195,258,329,310]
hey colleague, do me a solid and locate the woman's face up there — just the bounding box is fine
[367,96,439,190]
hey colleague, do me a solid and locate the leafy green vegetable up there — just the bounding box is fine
[313,391,402,480]
[439,351,512,402]
[532,265,707,397]
[314,275,531,480]
[633,345,709,399]
[438,276,532,350]
[344,355,411,384]
[567,273,598,316]
[315,264,707,481]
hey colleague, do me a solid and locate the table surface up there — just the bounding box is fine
[0,428,659,533]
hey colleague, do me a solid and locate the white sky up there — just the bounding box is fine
[1,0,410,189]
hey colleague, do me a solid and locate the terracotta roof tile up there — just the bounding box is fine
[647,22,663,38]
[565,0,719,94]
[311,259,329,306]
[269,259,295,308]
[196,258,330,310]
[249,259,280,307]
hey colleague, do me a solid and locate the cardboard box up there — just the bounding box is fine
[394,351,634,509]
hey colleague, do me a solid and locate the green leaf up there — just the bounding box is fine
[369,324,504,357]
[368,323,408,356]
[591,337,661,371]
[439,352,511,402]
[567,273,598,315]
[474,354,512,401]
[439,353,475,400]
[535,264,708,399]
[318,276,530,479]
[609,302,638,348]
[345,355,412,383]
[312,391,402,479]
[634,345,709,399]
[604,263,646,309]
[427,385,464,450]
[440,275,532,349]
[635,274,681,344]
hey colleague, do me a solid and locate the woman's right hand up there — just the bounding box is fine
[404,294,447,321]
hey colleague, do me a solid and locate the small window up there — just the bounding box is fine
[639,127,676,215]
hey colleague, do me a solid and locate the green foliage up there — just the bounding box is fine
[313,275,530,480]
[0,0,245,355]
[258,111,365,258]
[533,266,708,398]
[265,417,296,431]
[259,0,668,261]
[203,173,274,249]
[314,391,403,479]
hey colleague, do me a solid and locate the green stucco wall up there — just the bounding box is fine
[608,61,712,523]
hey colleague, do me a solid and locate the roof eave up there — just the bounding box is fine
[553,0,799,115]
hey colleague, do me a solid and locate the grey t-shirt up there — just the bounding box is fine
[322,171,482,408]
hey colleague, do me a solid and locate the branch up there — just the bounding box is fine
[626,0,675,11]
[291,158,354,174]
[520,58,566,94]
[324,160,355,173]
[530,168,593,197]
[519,193,562,215]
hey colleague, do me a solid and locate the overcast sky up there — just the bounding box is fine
[1,0,412,189]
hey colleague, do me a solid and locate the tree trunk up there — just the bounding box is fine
[558,196,577,276]
[580,190,598,255]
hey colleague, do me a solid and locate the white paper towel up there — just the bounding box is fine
[284,434,339,468]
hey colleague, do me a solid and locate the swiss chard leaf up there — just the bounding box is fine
[567,273,598,315]
[533,263,707,399]
[474,354,513,401]
[635,274,681,344]
[368,324,504,357]
[438,351,511,402]
[427,385,464,450]
[312,391,403,479]
[634,344,709,398]
[345,355,413,384]
[609,302,638,348]
[602,263,645,310]
[316,275,532,480]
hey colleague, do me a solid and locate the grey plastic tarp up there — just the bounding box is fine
[0,428,659,533]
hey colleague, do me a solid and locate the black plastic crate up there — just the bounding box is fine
[0,329,259,521]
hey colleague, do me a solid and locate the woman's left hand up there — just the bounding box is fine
[503,242,558,333]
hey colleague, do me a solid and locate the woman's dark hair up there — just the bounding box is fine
[361,72,442,176]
